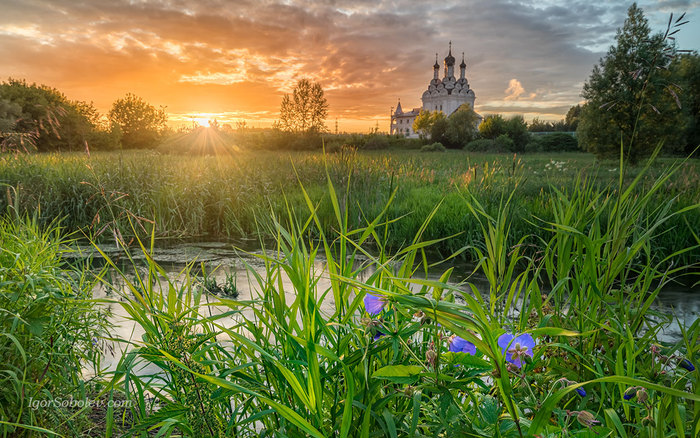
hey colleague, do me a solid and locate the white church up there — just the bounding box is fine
[390,43,478,138]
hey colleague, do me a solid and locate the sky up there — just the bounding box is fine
[1,0,698,132]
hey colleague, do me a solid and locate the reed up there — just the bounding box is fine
[95,154,698,437]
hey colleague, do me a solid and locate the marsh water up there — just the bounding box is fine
[76,240,700,372]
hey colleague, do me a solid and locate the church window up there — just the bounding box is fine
[440,105,443,111]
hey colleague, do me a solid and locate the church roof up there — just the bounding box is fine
[460,52,466,68]
[444,42,455,66]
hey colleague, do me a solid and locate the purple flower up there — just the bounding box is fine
[449,335,476,355]
[364,293,387,315]
[679,359,695,372]
[373,329,386,341]
[623,387,638,400]
[576,387,587,397]
[497,333,535,368]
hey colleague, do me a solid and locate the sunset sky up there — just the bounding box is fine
[1,0,699,132]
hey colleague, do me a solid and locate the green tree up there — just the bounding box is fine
[430,113,449,145]
[564,105,581,131]
[444,104,480,148]
[528,117,554,132]
[478,114,507,139]
[577,4,686,163]
[671,53,700,154]
[0,78,97,152]
[506,115,530,152]
[413,109,439,139]
[109,93,167,149]
[278,79,328,133]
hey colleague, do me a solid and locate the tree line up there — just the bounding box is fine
[0,79,167,152]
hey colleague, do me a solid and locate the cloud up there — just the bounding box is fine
[0,0,697,130]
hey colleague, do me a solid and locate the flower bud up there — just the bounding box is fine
[404,386,415,397]
[636,388,648,404]
[575,387,587,397]
[576,411,599,428]
[426,349,437,367]
[623,387,638,400]
[678,358,695,372]
[642,416,655,427]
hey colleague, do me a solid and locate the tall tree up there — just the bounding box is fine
[109,93,167,149]
[278,79,328,133]
[577,4,686,163]
[671,53,700,154]
[445,104,480,148]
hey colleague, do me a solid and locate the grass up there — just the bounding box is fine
[0,214,110,437]
[1,148,698,437]
[1,149,699,270]
[90,153,698,437]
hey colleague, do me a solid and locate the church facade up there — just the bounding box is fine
[390,43,477,138]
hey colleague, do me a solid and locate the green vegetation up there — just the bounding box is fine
[108,93,167,150]
[277,79,329,134]
[0,79,120,153]
[4,154,697,436]
[1,150,698,270]
[0,215,110,436]
[578,4,692,162]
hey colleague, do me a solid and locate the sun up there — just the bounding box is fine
[193,117,211,127]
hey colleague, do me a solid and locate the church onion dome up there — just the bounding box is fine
[433,53,439,69]
[460,53,466,69]
[444,42,455,66]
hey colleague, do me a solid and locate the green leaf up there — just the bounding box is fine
[443,352,492,370]
[373,365,424,384]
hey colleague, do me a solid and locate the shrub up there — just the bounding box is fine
[421,142,446,152]
[526,132,579,152]
[464,138,496,152]
[495,134,514,151]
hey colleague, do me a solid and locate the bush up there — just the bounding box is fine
[421,142,446,152]
[0,216,110,435]
[464,138,496,152]
[495,134,514,151]
[526,133,579,152]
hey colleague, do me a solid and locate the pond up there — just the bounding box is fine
[75,240,700,373]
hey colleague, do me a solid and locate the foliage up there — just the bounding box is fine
[577,4,687,163]
[420,142,446,152]
[526,132,579,152]
[0,78,117,152]
[478,114,507,139]
[0,215,110,436]
[444,104,480,148]
[412,109,445,140]
[108,93,167,149]
[96,156,700,437]
[278,79,328,134]
[0,150,698,269]
[479,114,530,152]
[671,52,700,155]
[464,138,497,152]
[565,104,582,131]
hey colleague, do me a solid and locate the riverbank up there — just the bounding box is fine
[2,150,699,269]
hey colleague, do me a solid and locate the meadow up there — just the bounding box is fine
[1,149,699,269]
[1,148,700,437]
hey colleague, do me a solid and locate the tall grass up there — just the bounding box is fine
[98,155,698,437]
[1,150,699,270]
[0,213,110,437]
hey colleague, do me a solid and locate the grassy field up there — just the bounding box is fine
[1,149,698,268]
[2,148,700,437]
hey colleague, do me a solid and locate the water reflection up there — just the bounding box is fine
[81,240,700,372]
